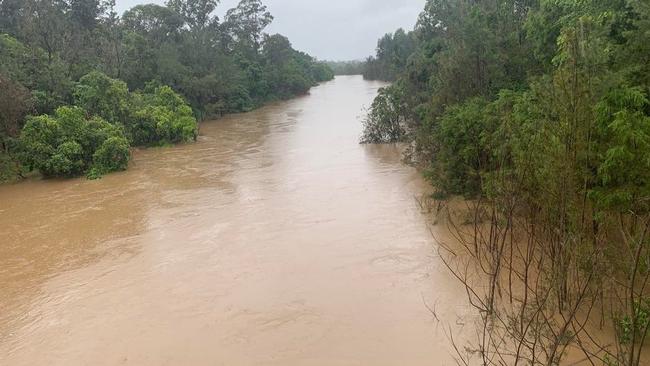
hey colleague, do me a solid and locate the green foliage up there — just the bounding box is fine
[88,136,130,178]
[326,61,365,76]
[361,0,650,362]
[363,29,416,81]
[360,86,407,144]
[132,86,198,145]
[616,299,650,345]
[17,106,129,178]
[310,62,335,82]
[0,0,333,182]
[428,97,496,197]
[0,150,22,183]
[223,0,273,54]
[74,71,131,125]
[0,34,72,114]
[363,0,650,200]
[591,87,650,212]
[73,72,198,147]
[0,74,32,144]
[260,34,333,99]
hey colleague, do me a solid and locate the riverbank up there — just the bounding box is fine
[0,75,331,185]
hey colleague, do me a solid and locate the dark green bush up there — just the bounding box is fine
[74,71,132,125]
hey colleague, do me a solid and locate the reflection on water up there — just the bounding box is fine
[0,76,470,365]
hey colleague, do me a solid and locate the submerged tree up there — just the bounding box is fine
[18,106,130,178]
[360,86,407,144]
[362,0,650,364]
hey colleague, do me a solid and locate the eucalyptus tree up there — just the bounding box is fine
[223,0,272,56]
[166,0,218,33]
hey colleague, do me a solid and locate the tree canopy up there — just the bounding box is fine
[0,0,333,181]
[360,0,650,363]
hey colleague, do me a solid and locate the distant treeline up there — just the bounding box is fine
[328,29,418,81]
[0,0,334,182]
[361,29,415,82]
[325,61,365,76]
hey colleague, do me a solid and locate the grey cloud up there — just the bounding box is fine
[114,0,425,60]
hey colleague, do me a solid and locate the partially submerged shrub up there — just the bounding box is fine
[131,86,198,144]
[75,72,198,146]
[18,106,130,178]
[89,136,130,177]
[361,86,407,143]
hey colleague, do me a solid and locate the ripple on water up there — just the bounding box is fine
[0,76,471,366]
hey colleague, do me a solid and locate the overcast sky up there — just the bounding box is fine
[114,0,426,61]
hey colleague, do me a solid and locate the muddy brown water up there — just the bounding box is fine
[0,76,471,365]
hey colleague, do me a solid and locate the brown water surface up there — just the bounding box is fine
[0,76,469,365]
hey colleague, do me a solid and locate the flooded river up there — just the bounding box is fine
[0,76,469,365]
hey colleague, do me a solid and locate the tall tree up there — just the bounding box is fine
[223,0,272,54]
[166,0,218,32]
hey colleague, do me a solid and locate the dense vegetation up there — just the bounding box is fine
[362,0,650,364]
[362,28,416,81]
[325,60,366,76]
[19,106,130,178]
[0,0,333,181]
